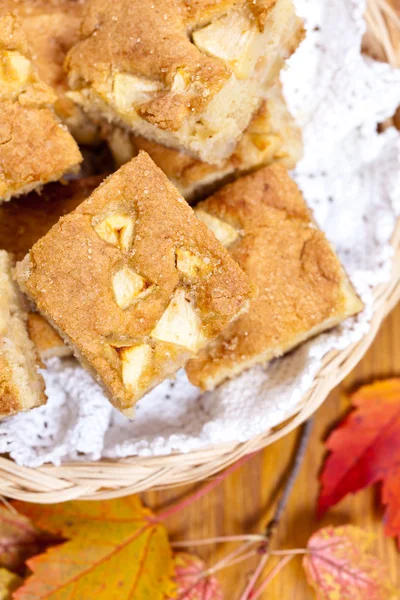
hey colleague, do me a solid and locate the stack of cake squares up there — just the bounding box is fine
[0,0,363,419]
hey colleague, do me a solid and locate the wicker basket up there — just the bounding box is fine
[0,1,399,503]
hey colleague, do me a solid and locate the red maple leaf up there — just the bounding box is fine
[318,379,400,544]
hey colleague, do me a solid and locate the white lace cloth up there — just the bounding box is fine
[1,0,400,467]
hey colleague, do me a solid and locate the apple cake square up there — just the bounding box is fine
[66,0,303,164]
[186,165,364,390]
[16,152,255,415]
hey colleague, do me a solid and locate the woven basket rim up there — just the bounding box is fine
[1,0,399,502]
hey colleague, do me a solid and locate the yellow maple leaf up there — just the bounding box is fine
[0,568,21,600]
[12,496,176,599]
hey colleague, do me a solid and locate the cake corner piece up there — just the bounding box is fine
[16,152,255,415]
[186,164,363,390]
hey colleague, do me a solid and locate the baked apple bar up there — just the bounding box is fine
[1,0,98,144]
[0,14,82,203]
[66,0,304,164]
[107,82,303,201]
[0,251,46,418]
[16,152,255,416]
[186,165,364,390]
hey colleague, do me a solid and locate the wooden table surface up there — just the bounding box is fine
[143,302,400,598]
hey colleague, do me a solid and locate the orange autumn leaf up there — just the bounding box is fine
[0,508,56,574]
[12,496,175,600]
[303,526,397,600]
[0,568,22,599]
[318,379,400,543]
[168,553,223,599]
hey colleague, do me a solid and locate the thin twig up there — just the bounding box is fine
[263,418,314,550]
[235,419,313,599]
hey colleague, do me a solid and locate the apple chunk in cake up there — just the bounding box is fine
[16,152,255,416]
[186,165,364,390]
[107,82,303,201]
[66,0,303,164]
[0,14,82,203]
[0,251,46,418]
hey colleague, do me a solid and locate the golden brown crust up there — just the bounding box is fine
[186,165,364,389]
[0,176,103,261]
[66,0,301,163]
[0,14,82,202]
[0,250,46,418]
[17,152,254,413]
[1,0,99,143]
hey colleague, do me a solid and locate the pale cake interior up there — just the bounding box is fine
[27,313,72,361]
[106,80,303,201]
[0,251,45,418]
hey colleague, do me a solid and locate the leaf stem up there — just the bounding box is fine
[172,534,266,547]
[156,452,258,523]
[175,541,259,600]
[270,548,307,556]
[238,553,270,600]
[250,555,294,600]
[204,542,258,577]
